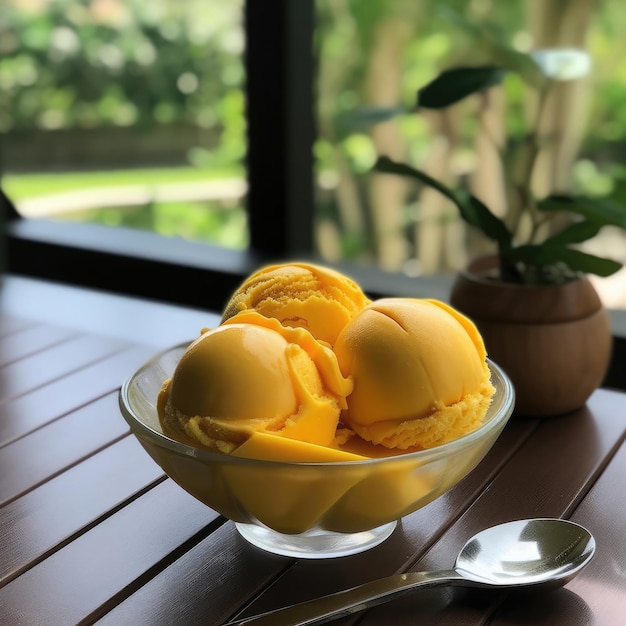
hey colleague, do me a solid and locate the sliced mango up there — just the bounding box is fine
[232,431,369,463]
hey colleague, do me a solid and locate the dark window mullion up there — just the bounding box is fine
[244,0,315,258]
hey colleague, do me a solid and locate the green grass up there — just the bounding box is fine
[2,165,244,199]
[61,200,249,249]
[2,165,249,249]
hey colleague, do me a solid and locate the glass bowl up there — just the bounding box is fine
[119,343,515,559]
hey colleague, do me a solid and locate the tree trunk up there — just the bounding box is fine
[528,0,599,197]
[316,0,366,261]
[364,13,417,271]
[471,87,508,217]
[415,108,464,273]
[467,85,508,263]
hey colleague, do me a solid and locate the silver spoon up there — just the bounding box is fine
[226,518,595,626]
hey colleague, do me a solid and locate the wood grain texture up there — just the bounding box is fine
[0,322,76,367]
[0,479,220,626]
[0,313,37,337]
[450,257,604,323]
[0,392,128,506]
[564,439,626,624]
[0,275,219,348]
[0,436,163,587]
[0,333,128,403]
[0,344,155,446]
[96,519,292,626]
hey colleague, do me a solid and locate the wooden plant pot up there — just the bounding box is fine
[450,256,612,417]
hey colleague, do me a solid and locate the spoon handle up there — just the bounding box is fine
[225,569,470,626]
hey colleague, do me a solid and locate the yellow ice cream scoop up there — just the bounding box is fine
[158,313,354,459]
[334,298,495,450]
[221,262,370,346]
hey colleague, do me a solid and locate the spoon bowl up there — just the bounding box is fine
[455,518,595,591]
[228,518,595,626]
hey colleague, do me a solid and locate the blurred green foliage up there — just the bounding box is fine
[3,0,626,265]
[64,199,248,249]
[314,0,626,264]
[2,0,247,244]
[2,0,244,171]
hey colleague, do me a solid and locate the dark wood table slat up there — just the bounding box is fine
[0,392,128,506]
[0,322,77,367]
[95,520,294,626]
[560,437,626,624]
[0,436,164,587]
[0,313,38,338]
[0,275,219,349]
[0,345,155,447]
[0,334,129,404]
[0,480,220,626]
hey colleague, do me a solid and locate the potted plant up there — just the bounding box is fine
[367,43,626,416]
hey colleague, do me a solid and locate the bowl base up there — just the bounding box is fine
[235,520,397,559]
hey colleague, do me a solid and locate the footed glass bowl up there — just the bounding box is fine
[119,344,515,559]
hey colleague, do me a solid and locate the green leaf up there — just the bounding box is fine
[505,243,622,277]
[373,156,459,203]
[338,106,409,131]
[416,66,506,109]
[537,194,626,229]
[373,156,512,246]
[544,220,603,245]
[550,247,622,277]
[464,194,513,248]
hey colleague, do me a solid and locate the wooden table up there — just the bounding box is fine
[1,274,625,626]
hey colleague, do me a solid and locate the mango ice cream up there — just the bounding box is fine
[158,261,496,462]
[158,313,356,459]
[221,262,370,346]
[333,298,495,450]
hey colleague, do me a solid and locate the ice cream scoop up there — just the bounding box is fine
[221,262,370,346]
[157,312,354,458]
[333,297,495,450]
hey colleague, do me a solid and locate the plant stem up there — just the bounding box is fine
[508,78,554,242]
[529,212,555,244]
